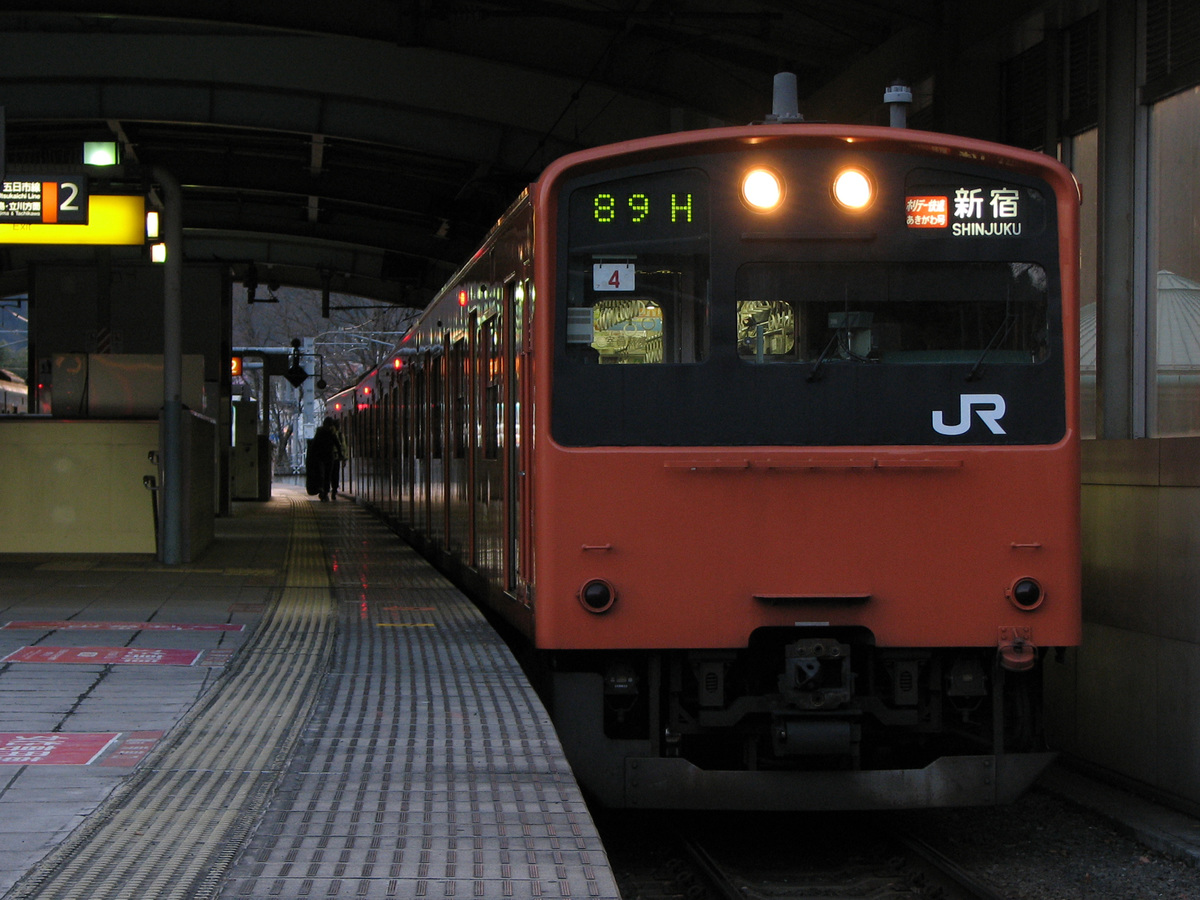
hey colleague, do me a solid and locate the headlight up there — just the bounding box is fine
[832,167,874,210]
[742,167,785,212]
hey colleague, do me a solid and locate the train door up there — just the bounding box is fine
[466,311,479,566]
[441,332,453,552]
[344,406,355,496]
[503,277,522,596]
[448,333,470,559]
[429,349,445,547]
[479,314,503,584]
[417,363,432,538]
[517,278,534,596]
[388,372,400,518]
[366,388,377,506]
[403,371,416,531]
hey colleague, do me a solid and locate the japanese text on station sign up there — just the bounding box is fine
[0,732,118,765]
[0,178,88,224]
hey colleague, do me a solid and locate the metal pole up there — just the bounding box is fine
[302,336,316,462]
[154,166,184,564]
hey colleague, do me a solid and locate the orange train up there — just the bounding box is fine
[328,114,1081,810]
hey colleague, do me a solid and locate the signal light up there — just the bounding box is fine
[579,579,617,614]
[741,167,784,212]
[458,289,469,307]
[1008,577,1044,610]
[832,167,874,210]
[230,356,243,377]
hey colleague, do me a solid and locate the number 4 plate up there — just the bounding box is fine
[593,263,635,292]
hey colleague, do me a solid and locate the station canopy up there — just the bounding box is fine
[0,2,1035,305]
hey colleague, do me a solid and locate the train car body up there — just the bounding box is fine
[0,369,29,414]
[330,122,1081,810]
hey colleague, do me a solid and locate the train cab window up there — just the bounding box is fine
[736,262,1051,366]
[565,254,709,363]
[737,300,798,362]
[587,298,663,364]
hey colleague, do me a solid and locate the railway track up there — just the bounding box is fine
[600,809,1011,900]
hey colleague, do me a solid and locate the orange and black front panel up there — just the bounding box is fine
[551,139,1069,449]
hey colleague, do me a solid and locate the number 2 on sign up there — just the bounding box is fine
[593,263,635,292]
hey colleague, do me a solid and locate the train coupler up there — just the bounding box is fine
[997,626,1037,672]
[778,638,854,709]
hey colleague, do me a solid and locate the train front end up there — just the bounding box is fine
[531,126,1081,809]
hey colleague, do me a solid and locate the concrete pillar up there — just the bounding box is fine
[1097,0,1147,439]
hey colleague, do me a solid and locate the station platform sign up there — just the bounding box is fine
[0,176,144,244]
[0,178,88,224]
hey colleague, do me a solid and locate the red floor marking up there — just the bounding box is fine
[2,621,244,632]
[1,646,203,666]
[98,731,164,767]
[228,603,266,613]
[199,649,235,666]
[0,733,119,765]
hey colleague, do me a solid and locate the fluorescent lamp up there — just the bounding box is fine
[83,141,119,166]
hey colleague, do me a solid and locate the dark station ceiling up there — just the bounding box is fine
[0,1,1035,305]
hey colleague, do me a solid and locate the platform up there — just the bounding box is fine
[0,485,619,900]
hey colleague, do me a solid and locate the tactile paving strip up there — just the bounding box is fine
[7,497,334,900]
[219,505,620,900]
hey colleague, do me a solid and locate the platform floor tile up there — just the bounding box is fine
[217,501,619,900]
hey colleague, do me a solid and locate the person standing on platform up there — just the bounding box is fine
[309,417,344,502]
[328,420,348,499]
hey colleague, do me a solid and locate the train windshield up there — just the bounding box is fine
[553,156,1065,447]
[735,262,1049,366]
[564,255,710,364]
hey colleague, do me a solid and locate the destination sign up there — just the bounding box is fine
[904,181,1046,238]
[0,177,88,224]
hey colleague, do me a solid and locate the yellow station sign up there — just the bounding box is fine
[0,194,146,245]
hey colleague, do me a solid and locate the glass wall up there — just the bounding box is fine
[1072,129,1099,439]
[0,297,29,415]
[1151,87,1200,436]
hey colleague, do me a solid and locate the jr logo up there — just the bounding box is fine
[932,393,1007,435]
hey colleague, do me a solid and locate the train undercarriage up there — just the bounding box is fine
[547,628,1055,810]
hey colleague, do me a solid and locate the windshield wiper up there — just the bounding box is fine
[806,331,840,382]
[966,311,1016,382]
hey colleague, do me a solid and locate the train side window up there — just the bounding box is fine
[589,298,663,363]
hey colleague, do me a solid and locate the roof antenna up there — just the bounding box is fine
[884,80,912,128]
[765,72,804,124]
